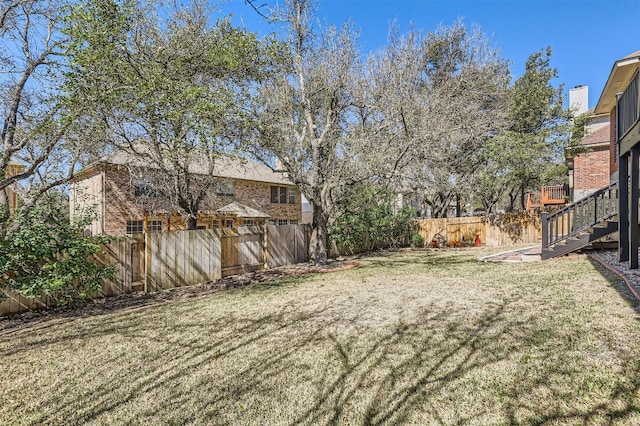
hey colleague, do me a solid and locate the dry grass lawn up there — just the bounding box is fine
[2,248,640,425]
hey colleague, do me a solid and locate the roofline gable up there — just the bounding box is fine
[594,50,640,115]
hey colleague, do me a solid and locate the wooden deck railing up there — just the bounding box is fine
[541,181,618,249]
[541,185,568,205]
[526,185,568,210]
[618,69,640,142]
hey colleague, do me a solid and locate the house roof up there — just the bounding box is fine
[581,123,610,146]
[97,146,293,186]
[594,50,640,115]
[215,201,270,218]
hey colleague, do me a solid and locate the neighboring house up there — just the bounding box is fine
[567,85,613,202]
[569,123,611,201]
[541,50,640,260]
[1,162,25,213]
[70,153,302,236]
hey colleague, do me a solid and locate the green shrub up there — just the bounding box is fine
[410,233,424,248]
[329,186,414,255]
[0,194,114,305]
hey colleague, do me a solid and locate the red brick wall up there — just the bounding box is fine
[574,146,610,191]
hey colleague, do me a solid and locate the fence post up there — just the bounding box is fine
[144,232,150,293]
[263,223,269,270]
[541,212,548,249]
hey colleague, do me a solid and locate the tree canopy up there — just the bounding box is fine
[65,0,285,228]
[0,0,576,274]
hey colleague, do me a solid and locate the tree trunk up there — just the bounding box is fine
[508,190,518,212]
[310,206,329,265]
[186,215,197,230]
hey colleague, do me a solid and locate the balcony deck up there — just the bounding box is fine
[618,69,640,155]
[526,185,568,210]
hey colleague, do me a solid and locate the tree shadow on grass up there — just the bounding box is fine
[4,258,640,424]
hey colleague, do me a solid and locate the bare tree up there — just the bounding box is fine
[1,1,66,205]
[373,21,510,217]
[247,0,392,264]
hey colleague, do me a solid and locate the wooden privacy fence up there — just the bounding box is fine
[220,226,264,277]
[267,224,310,268]
[0,239,134,316]
[146,229,222,292]
[1,224,310,316]
[414,215,541,247]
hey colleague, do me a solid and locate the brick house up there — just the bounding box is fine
[70,154,302,236]
[567,96,612,202]
[568,50,640,202]
[571,123,611,201]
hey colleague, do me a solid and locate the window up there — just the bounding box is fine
[216,180,235,196]
[148,220,163,233]
[126,220,144,234]
[289,219,299,225]
[196,219,211,229]
[211,219,220,228]
[271,186,280,203]
[243,219,257,226]
[278,219,288,226]
[271,186,295,204]
[269,219,278,225]
[225,219,234,228]
[133,179,157,197]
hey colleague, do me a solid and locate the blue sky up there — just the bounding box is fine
[218,0,639,109]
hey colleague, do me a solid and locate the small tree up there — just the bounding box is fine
[0,193,113,304]
[501,47,571,210]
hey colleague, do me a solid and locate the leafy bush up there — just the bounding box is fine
[411,233,424,248]
[330,186,414,255]
[0,194,114,305]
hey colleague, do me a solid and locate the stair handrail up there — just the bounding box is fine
[542,181,618,250]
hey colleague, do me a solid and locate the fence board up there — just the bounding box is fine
[0,237,134,316]
[267,224,309,267]
[221,226,264,276]
[146,229,221,291]
[99,239,132,296]
[415,216,540,247]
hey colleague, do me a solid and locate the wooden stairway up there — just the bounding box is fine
[541,181,619,260]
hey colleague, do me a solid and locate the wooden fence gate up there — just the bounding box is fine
[266,224,309,268]
[220,226,265,277]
